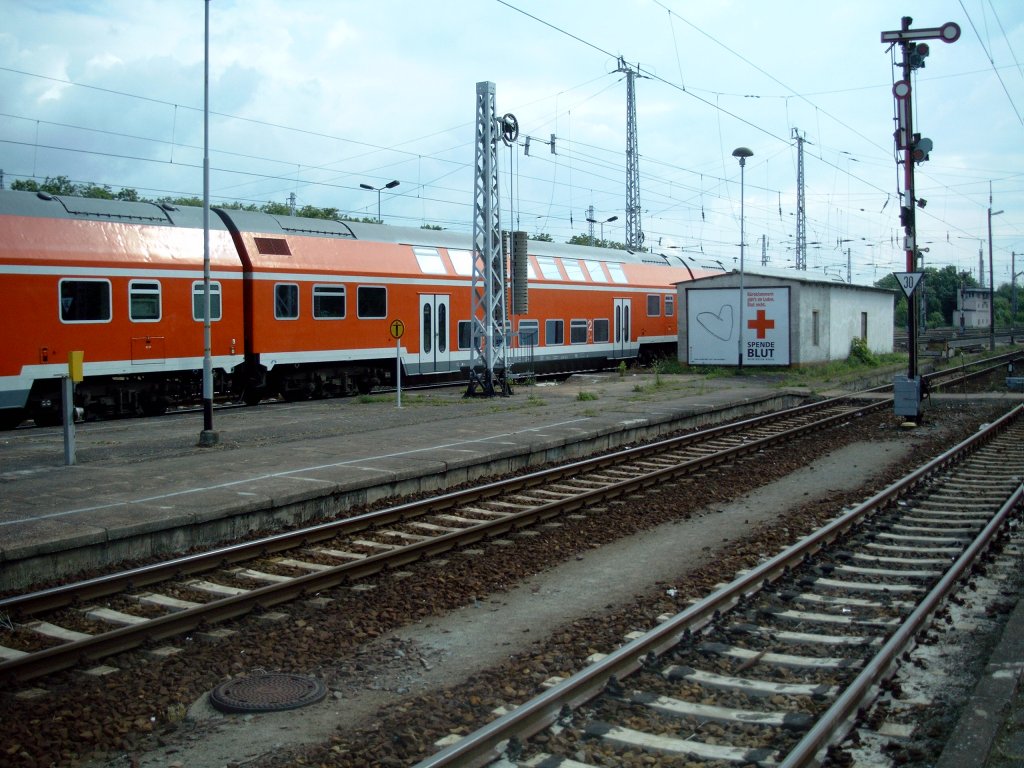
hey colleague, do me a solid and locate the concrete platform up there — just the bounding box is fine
[0,372,815,590]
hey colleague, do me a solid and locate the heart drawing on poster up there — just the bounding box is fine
[696,304,734,341]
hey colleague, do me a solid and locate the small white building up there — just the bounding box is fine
[953,286,990,331]
[677,270,895,367]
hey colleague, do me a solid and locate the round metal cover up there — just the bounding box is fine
[209,672,327,713]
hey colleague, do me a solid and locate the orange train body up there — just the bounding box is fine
[0,190,712,427]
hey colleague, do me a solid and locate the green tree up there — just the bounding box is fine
[531,232,553,242]
[566,233,636,251]
[11,175,79,195]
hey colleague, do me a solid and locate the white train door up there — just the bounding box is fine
[419,294,451,373]
[613,297,631,358]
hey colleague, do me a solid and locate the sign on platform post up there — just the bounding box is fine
[390,319,405,409]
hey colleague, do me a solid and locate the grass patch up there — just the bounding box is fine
[576,391,599,401]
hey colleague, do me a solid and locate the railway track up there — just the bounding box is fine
[0,395,888,686]
[412,404,1024,768]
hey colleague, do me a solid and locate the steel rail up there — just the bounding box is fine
[411,403,1024,768]
[780,482,1024,767]
[0,395,875,617]
[0,399,887,684]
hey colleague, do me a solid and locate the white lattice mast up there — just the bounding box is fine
[469,81,510,396]
[793,128,807,271]
[618,57,643,249]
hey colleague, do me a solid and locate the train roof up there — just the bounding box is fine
[216,210,687,270]
[0,190,710,275]
[0,189,227,229]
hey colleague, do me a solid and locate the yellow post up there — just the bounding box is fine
[68,350,84,382]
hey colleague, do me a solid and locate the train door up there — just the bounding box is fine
[418,294,452,373]
[613,298,631,358]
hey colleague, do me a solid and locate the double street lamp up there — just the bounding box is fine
[586,214,617,246]
[732,146,753,370]
[360,179,400,223]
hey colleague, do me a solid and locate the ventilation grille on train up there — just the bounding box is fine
[254,237,292,256]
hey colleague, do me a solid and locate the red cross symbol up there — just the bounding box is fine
[747,309,775,339]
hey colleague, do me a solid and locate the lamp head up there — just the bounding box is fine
[732,147,753,166]
[385,180,400,190]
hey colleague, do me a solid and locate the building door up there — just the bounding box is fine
[419,294,451,373]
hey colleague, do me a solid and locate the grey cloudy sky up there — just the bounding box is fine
[2,0,1022,286]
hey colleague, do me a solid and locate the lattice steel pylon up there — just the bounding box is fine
[467,81,512,397]
[793,128,807,271]
[617,57,643,250]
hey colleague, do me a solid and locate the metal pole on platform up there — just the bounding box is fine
[396,336,402,409]
[62,376,75,466]
[199,0,218,447]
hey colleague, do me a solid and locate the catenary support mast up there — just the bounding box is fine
[793,128,807,271]
[467,81,512,397]
[618,57,643,250]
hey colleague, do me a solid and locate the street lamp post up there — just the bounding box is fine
[586,215,617,246]
[732,147,753,370]
[988,205,1003,350]
[359,180,400,223]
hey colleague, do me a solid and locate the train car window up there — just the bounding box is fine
[438,303,448,352]
[606,263,628,284]
[422,302,433,353]
[665,295,675,317]
[517,320,539,346]
[593,318,610,343]
[570,319,588,344]
[449,249,473,277]
[60,279,111,323]
[647,294,661,317]
[312,285,345,319]
[191,281,222,321]
[457,320,472,350]
[582,260,606,282]
[357,286,387,319]
[413,247,447,275]
[129,280,161,322]
[545,319,564,345]
[562,260,586,281]
[535,256,561,280]
[275,284,300,319]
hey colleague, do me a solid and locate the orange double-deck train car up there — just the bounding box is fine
[0,191,245,427]
[0,189,707,427]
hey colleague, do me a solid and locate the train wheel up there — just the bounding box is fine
[140,395,168,417]
[0,410,26,430]
[31,409,62,427]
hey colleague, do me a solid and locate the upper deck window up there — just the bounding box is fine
[413,247,447,275]
[449,249,473,277]
[562,259,586,281]
[606,263,628,284]
[535,256,561,280]
[582,260,607,282]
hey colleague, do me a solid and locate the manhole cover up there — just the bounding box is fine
[209,672,327,713]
